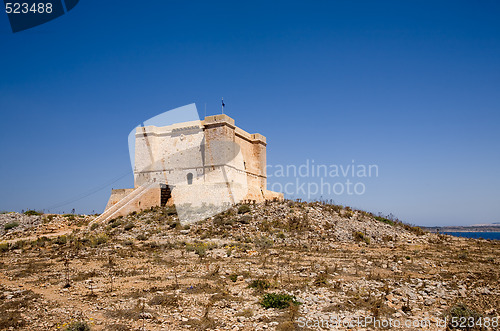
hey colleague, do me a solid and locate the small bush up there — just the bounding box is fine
[260,293,301,309]
[124,223,134,231]
[313,273,329,287]
[24,210,42,216]
[374,216,394,226]
[149,294,178,307]
[229,274,238,282]
[287,215,310,232]
[213,215,233,227]
[353,231,370,244]
[447,303,482,330]
[186,242,208,258]
[54,235,68,245]
[404,224,426,236]
[238,215,252,224]
[249,279,270,291]
[31,236,50,248]
[110,220,122,228]
[4,221,19,230]
[44,215,55,223]
[169,221,181,229]
[11,239,28,250]
[64,320,91,331]
[164,207,177,216]
[254,236,273,249]
[382,235,393,242]
[90,223,99,231]
[0,242,9,252]
[235,308,254,318]
[136,234,148,241]
[237,205,251,214]
[90,234,108,247]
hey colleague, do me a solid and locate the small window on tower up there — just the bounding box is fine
[187,173,193,185]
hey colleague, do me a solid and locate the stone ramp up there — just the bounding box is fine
[90,182,156,225]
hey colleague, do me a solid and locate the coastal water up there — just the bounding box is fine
[442,232,500,240]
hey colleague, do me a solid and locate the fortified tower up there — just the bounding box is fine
[102,114,282,221]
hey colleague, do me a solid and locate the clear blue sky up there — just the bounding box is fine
[1,1,499,226]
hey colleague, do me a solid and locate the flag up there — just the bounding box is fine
[222,98,225,108]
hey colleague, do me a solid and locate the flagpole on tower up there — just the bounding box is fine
[221,97,225,114]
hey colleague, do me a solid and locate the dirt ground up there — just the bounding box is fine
[0,202,498,330]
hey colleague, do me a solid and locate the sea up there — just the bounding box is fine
[442,232,500,240]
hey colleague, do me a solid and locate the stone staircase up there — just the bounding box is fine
[90,182,156,225]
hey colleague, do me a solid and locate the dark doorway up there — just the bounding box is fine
[160,184,172,206]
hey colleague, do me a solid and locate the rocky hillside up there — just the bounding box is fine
[85,200,428,249]
[0,201,498,330]
[0,212,90,241]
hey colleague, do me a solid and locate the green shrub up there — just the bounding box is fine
[254,236,273,249]
[374,216,394,226]
[249,279,270,291]
[287,215,310,232]
[0,242,9,252]
[124,223,134,231]
[195,245,207,258]
[90,223,99,231]
[54,235,68,245]
[447,303,482,330]
[64,320,91,331]
[260,293,301,309]
[186,242,210,258]
[149,294,179,307]
[110,220,122,228]
[353,231,370,244]
[31,236,50,248]
[136,233,148,241]
[237,205,251,214]
[164,207,177,216]
[382,235,393,242]
[4,221,19,230]
[229,274,238,282]
[10,240,28,250]
[238,214,252,224]
[406,225,425,236]
[90,234,108,247]
[313,273,328,287]
[24,210,42,216]
[169,221,181,229]
[213,215,233,226]
[44,215,56,223]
